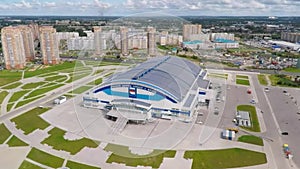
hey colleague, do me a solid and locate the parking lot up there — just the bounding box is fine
[266,87,300,167]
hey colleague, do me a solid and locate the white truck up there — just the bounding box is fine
[53,96,67,105]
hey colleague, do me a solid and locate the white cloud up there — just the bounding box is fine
[0,4,10,9]
[94,0,111,9]
[13,0,33,8]
[43,2,56,7]
[0,0,298,16]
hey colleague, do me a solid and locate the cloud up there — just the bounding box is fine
[94,0,111,9]
[43,2,56,7]
[13,0,33,8]
[0,4,10,9]
[0,0,299,16]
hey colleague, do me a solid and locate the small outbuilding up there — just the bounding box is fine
[236,111,251,127]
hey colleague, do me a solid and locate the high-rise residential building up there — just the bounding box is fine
[183,24,202,41]
[1,27,26,69]
[28,23,40,40]
[281,32,300,43]
[39,26,60,65]
[147,27,156,56]
[18,25,35,61]
[120,27,129,56]
[93,26,105,56]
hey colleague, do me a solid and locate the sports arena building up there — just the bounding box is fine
[83,56,211,123]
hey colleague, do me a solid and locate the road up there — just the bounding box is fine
[266,87,300,168]
[249,73,296,168]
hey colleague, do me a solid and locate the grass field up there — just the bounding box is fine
[257,74,268,86]
[11,107,51,135]
[45,75,68,82]
[24,84,64,99]
[238,135,264,146]
[0,123,11,144]
[2,82,22,89]
[268,74,300,88]
[41,127,99,155]
[0,70,22,86]
[208,73,228,79]
[0,91,9,105]
[104,72,114,77]
[93,69,104,75]
[21,82,46,89]
[66,160,100,169]
[105,143,176,168]
[283,67,300,73]
[24,62,76,78]
[7,103,14,112]
[19,161,44,169]
[66,72,91,83]
[184,148,267,169]
[9,90,30,103]
[7,136,28,147]
[69,86,93,95]
[236,75,249,79]
[268,74,280,86]
[27,148,64,168]
[15,95,45,108]
[38,72,59,77]
[237,105,260,132]
[236,79,250,86]
[88,78,103,85]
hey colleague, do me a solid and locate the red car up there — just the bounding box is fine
[247,89,251,94]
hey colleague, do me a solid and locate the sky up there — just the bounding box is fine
[0,0,299,16]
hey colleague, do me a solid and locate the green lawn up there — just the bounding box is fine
[87,78,103,86]
[38,72,59,77]
[66,72,91,83]
[27,148,64,168]
[283,67,300,73]
[41,127,99,155]
[66,160,100,169]
[0,123,11,144]
[24,84,64,99]
[21,82,46,89]
[236,79,250,86]
[268,74,300,88]
[105,143,176,168]
[0,70,22,86]
[18,161,44,169]
[238,135,264,146]
[237,105,260,132]
[11,107,51,135]
[69,86,93,95]
[104,72,114,77]
[0,91,9,104]
[9,90,30,103]
[15,95,45,108]
[7,136,28,147]
[7,103,14,112]
[208,73,228,79]
[24,62,76,78]
[93,69,104,75]
[42,82,57,88]
[257,74,268,86]
[236,75,249,79]
[2,82,22,89]
[268,74,280,86]
[184,148,267,169]
[45,75,68,82]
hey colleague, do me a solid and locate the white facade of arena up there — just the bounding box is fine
[83,56,211,122]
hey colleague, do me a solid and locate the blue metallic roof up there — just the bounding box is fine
[101,56,203,102]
